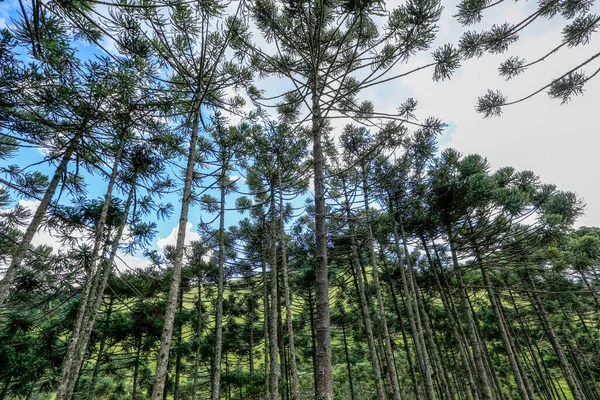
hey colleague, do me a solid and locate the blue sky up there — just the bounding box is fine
[3,0,600,270]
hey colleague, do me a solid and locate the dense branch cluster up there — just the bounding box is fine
[0,0,599,399]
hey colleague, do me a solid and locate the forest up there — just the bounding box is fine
[1,0,599,398]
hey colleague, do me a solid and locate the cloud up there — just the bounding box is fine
[10,200,152,270]
[17,200,65,253]
[114,253,150,272]
[156,221,200,250]
[360,0,600,227]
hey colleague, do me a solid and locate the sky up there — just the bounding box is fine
[1,0,600,271]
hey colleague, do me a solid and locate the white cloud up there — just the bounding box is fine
[17,200,65,253]
[361,0,600,227]
[8,200,151,270]
[114,253,150,272]
[156,221,200,250]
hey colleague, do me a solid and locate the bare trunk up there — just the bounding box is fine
[342,182,386,400]
[261,229,270,399]
[278,171,301,400]
[389,199,435,400]
[341,315,356,400]
[132,334,143,400]
[423,237,478,400]
[446,225,493,400]
[268,185,280,400]
[174,292,184,400]
[191,279,203,400]
[312,87,333,400]
[210,159,228,400]
[152,109,200,399]
[57,130,126,400]
[361,172,402,400]
[527,273,586,400]
[86,294,114,400]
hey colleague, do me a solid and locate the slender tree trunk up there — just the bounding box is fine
[527,272,586,400]
[152,108,200,400]
[389,201,436,400]
[308,285,318,400]
[87,294,114,400]
[385,265,421,399]
[342,182,386,400]
[311,85,333,400]
[211,158,228,400]
[268,185,280,400]
[415,283,454,400]
[72,192,136,391]
[250,302,255,376]
[132,333,143,400]
[58,129,128,400]
[278,171,301,400]
[423,237,478,400]
[0,132,82,306]
[341,315,356,400]
[361,172,402,400]
[482,265,534,399]
[446,225,493,400]
[59,160,135,400]
[192,280,203,400]
[262,230,270,399]
[467,223,535,400]
[174,291,184,400]
[507,290,554,400]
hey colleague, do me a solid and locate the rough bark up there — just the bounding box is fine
[312,87,333,400]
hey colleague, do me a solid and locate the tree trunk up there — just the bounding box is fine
[446,225,493,400]
[308,285,318,400]
[389,200,436,400]
[210,156,228,400]
[341,315,356,400]
[527,272,586,400]
[87,294,114,400]
[132,333,143,400]
[174,291,184,400]
[192,279,203,400]
[58,129,128,400]
[261,229,270,399]
[385,264,421,399]
[152,108,200,400]
[361,172,402,400]
[507,290,554,400]
[268,185,280,400]
[311,85,333,400]
[0,132,82,306]
[59,159,136,400]
[278,171,301,400]
[342,182,386,400]
[423,237,478,400]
